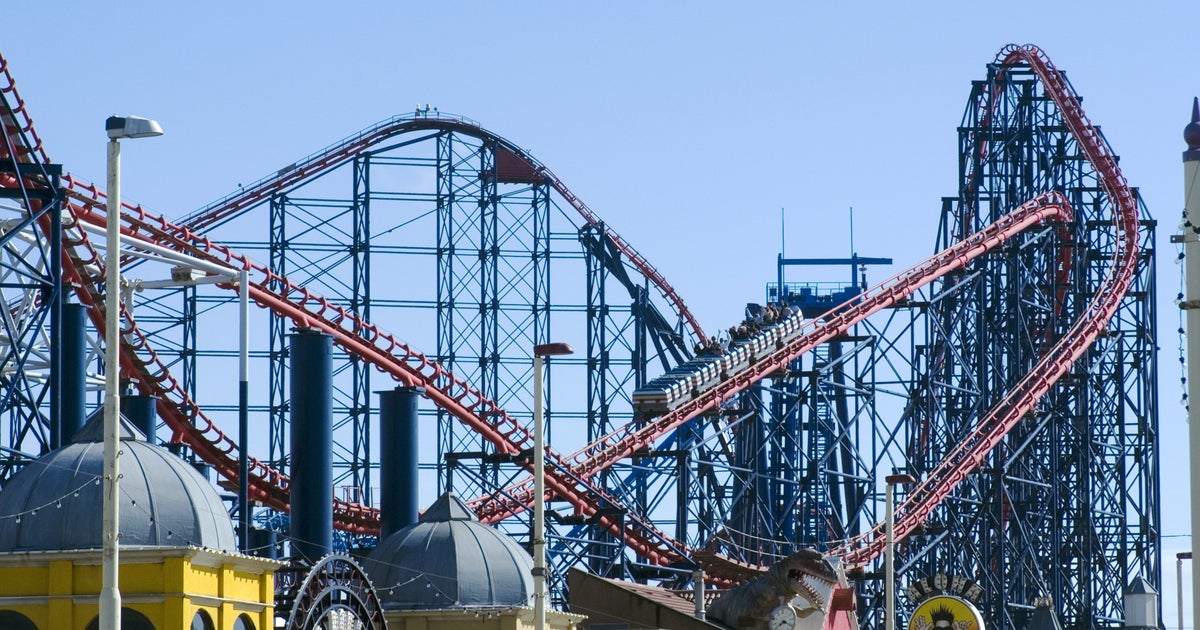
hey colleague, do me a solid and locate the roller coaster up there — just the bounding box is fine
[0,43,1157,630]
[631,304,807,415]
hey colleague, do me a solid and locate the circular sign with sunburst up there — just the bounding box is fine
[907,595,985,630]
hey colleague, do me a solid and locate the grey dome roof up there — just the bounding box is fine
[0,412,236,553]
[364,493,533,610]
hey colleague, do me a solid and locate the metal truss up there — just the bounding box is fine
[0,75,65,474]
[893,60,1159,630]
[127,119,700,586]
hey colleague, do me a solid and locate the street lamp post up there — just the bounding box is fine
[532,342,573,630]
[885,473,918,630]
[1178,552,1192,630]
[237,269,250,550]
[102,115,162,630]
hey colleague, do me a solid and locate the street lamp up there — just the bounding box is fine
[103,115,162,630]
[127,264,250,552]
[885,473,918,630]
[532,342,573,630]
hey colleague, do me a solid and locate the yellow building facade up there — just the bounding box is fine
[0,546,280,630]
[0,415,281,630]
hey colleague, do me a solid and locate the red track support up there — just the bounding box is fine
[51,183,694,566]
[3,49,706,559]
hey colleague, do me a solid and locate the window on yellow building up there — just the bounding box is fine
[85,609,155,630]
[191,610,215,630]
[0,610,36,630]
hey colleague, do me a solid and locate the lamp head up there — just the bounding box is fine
[106,115,163,140]
[885,473,918,486]
[534,342,574,358]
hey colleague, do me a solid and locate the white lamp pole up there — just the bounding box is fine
[885,473,917,630]
[532,342,573,630]
[102,115,162,630]
[1178,552,1192,630]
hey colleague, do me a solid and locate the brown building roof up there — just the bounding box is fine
[568,568,729,629]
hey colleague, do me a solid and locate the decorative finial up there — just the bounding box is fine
[1186,97,1200,153]
[1185,97,1200,161]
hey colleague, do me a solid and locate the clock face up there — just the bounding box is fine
[768,604,798,630]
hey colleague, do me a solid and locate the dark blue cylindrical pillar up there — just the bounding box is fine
[58,303,88,446]
[120,390,158,442]
[378,386,423,539]
[249,527,280,560]
[289,328,333,562]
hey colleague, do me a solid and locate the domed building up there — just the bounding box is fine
[0,412,280,630]
[363,492,583,629]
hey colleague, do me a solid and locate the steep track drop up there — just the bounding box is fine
[832,44,1141,567]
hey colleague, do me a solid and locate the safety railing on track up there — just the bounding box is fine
[0,54,46,165]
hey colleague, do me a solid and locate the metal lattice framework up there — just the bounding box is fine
[0,43,1158,630]
[894,54,1159,630]
[0,61,66,474]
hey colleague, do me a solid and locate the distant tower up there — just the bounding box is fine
[1122,577,1161,630]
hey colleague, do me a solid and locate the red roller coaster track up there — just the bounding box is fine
[468,44,1137,572]
[175,115,707,344]
[0,43,1137,579]
[832,44,1140,567]
[0,54,702,571]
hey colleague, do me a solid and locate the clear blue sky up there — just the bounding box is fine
[5,0,1197,623]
